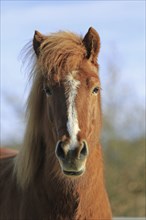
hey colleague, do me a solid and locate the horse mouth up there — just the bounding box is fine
[63,169,84,177]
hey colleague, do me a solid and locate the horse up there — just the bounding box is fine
[0,27,112,220]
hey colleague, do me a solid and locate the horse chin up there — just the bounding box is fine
[62,169,85,178]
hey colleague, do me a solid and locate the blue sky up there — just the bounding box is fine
[1,1,145,144]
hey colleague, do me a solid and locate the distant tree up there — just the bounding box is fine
[101,45,145,143]
[101,45,145,217]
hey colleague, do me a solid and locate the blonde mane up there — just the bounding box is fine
[14,31,87,188]
[38,31,86,81]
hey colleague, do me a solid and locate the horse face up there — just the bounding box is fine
[44,66,101,178]
[33,27,101,178]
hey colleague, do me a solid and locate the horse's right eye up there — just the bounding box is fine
[44,87,52,96]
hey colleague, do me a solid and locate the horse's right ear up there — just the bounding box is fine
[33,30,47,56]
[83,27,100,63]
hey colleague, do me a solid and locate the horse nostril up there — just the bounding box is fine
[80,141,88,158]
[56,141,65,159]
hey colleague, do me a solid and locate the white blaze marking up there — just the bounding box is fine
[65,73,80,149]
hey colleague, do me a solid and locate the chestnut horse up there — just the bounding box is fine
[0,27,112,220]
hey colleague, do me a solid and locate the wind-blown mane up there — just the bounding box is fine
[14,31,88,188]
[38,31,86,79]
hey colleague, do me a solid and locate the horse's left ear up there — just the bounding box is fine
[33,30,47,56]
[83,27,100,62]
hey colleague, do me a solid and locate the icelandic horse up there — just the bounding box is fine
[0,27,112,220]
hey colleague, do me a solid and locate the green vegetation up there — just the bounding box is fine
[104,138,145,217]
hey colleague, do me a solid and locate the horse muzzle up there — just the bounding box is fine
[55,140,89,177]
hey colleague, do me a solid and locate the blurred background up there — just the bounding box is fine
[1,1,145,217]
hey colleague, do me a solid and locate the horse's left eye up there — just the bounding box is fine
[92,87,99,94]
